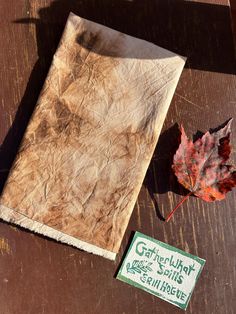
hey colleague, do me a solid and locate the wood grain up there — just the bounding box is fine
[0,0,235,313]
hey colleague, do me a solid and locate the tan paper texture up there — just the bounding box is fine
[0,13,186,259]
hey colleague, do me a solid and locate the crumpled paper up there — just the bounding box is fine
[0,13,185,259]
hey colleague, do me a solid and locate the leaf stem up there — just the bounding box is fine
[165,191,193,222]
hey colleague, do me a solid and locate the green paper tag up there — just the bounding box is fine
[117,232,205,310]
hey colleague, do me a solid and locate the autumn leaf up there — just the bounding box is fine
[166,119,236,222]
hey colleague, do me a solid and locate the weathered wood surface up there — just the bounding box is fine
[0,0,235,313]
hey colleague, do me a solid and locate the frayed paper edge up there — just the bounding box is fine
[0,204,116,260]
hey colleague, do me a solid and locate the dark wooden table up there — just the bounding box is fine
[0,1,235,313]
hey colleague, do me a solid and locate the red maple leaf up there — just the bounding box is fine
[166,119,236,222]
